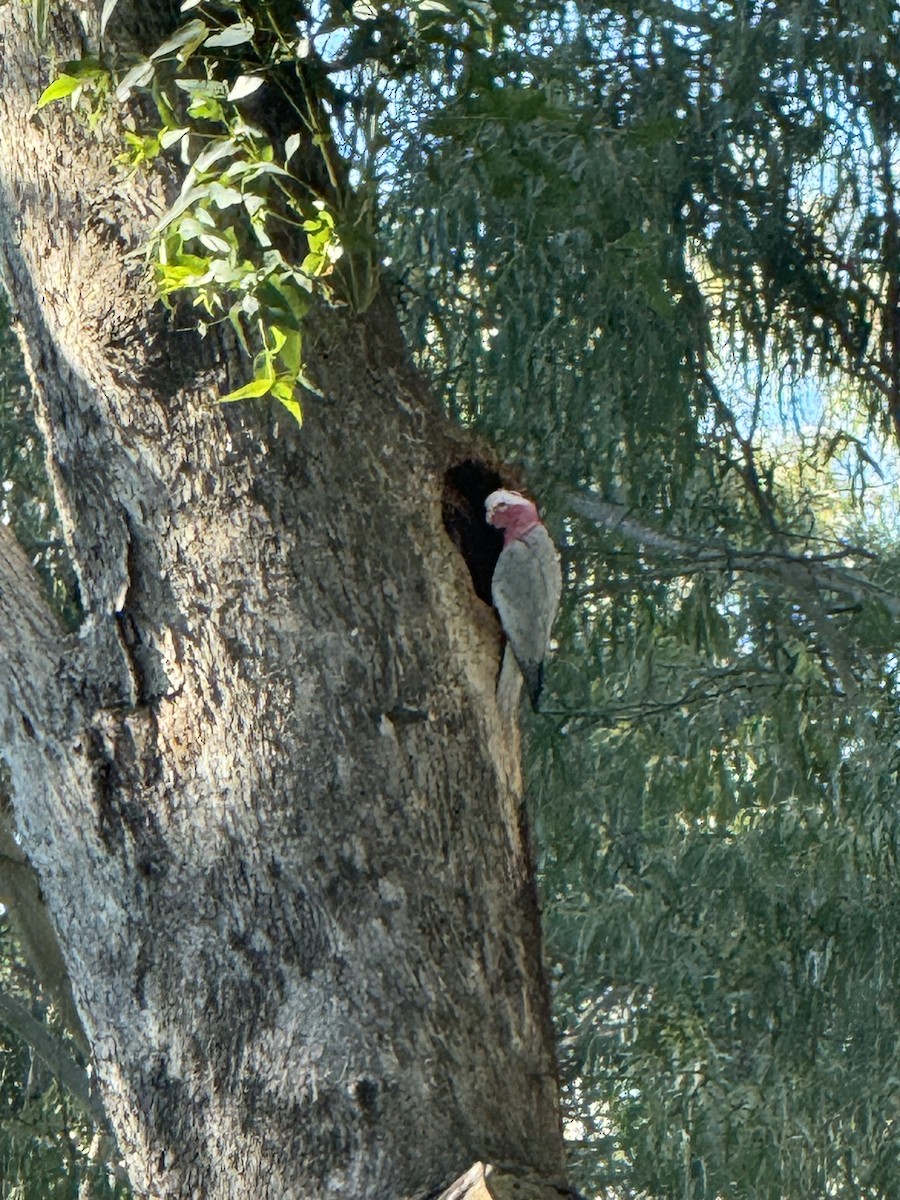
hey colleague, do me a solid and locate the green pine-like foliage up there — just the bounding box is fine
[382,3,900,1197]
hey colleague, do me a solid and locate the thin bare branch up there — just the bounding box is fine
[0,800,88,1051]
[0,985,104,1123]
[571,491,900,618]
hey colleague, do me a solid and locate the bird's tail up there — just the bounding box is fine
[523,662,544,710]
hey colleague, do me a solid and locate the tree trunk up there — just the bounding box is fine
[0,5,565,1198]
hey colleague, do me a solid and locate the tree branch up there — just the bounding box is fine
[0,795,89,1052]
[542,663,787,731]
[571,491,900,618]
[0,985,104,1124]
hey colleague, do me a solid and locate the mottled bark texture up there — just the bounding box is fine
[0,4,565,1198]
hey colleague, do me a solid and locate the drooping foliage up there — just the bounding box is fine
[379,3,900,1198]
[3,0,900,1197]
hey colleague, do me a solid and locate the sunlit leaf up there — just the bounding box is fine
[150,18,209,62]
[284,132,302,165]
[272,386,303,425]
[152,182,212,235]
[204,20,255,48]
[219,376,274,402]
[159,126,190,150]
[99,0,121,36]
[227,75,264,102]
[35,75,80,109]
[115,59,155,101]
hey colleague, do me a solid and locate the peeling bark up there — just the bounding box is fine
[0,5,565,1198]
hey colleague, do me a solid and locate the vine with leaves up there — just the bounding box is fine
[37,0,388,423]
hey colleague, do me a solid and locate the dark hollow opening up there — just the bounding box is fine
[441,460,505,606]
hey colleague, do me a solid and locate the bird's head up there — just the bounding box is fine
[485,489,541,540]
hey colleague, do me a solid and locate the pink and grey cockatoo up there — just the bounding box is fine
[485,489,562,710]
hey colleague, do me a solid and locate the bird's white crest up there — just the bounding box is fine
[485,489,534,517]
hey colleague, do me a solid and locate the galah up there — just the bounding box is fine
[485,488,562,709]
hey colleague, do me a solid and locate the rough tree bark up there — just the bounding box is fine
[0,4,566,1199]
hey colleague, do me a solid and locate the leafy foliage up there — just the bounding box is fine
[35,0,522,419]
[39,2,359,422]
[378,2,900,1198]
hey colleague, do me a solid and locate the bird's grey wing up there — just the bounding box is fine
[491,528,561,679]
[522,525,562,635]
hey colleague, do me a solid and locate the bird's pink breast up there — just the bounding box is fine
[500,508,541,545]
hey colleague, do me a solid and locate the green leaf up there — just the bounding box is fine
[224,160,293,182]
[208,182,244,209]
[198,232,234,255]
[115,60,155,102]
[60,56,108,81]
[179,23,213,65]
[155,257,213,295]
[284,132,302,165]
[204,20,255,48]
[294,369,323,398]
[227,302,252,355]
[258,279,309,328]
[228,75,264,102]
[220,377,274,402]
[153,181,214,235]
[150,19,209,62]
[276,327,303,374]
[242,193,267,217]
[192,137,239,174]
[99,0,120,37]
[35,75,80,110]
[174,78,228,97]
[160,126,190,150]
[272,387,303,425]
[208,258,249,285]
[174,82,228,122]
[188,97,226,122]
[176,216,208,241]
[118,131,162,166]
